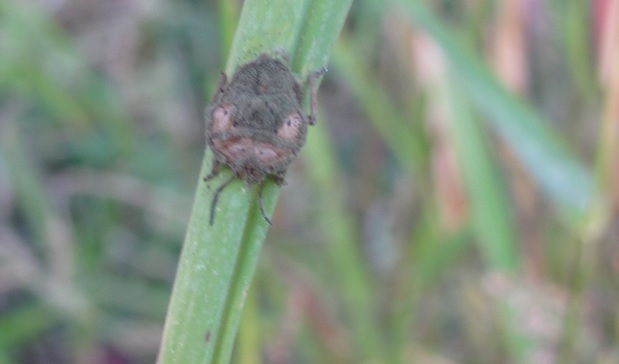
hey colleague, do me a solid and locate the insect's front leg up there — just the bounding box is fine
[215,72,228,94]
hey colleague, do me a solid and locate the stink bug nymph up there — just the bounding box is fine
[204,54,325,225]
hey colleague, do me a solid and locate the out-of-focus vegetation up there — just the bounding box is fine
[0,0,617,363]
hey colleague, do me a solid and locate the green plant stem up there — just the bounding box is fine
[157,1,352,363]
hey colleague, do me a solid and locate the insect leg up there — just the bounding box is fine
[257,182,273,226]
[204,73,228,113]
[307,66,328,125]
[209,174,235,225]
[216,72,228,93]
[203,159,221,182]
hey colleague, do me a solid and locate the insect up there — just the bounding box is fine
[204,54,326,225]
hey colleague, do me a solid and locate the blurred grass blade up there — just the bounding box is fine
[333,40,428,174]
[445,76,519,272]
[0,1,134,150]
[0,303,56,348]
[398,0,593,218]
[157,1,352,363]
[304,119,385,359]
[446,75,531,362]
[0,120,53,250]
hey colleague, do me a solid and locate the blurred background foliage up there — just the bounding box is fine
[0,0,618,363]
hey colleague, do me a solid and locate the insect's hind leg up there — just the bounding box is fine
[307,66,328,125]
[257,182,273,226]
[209,174,235,225]
[204,159,221,182]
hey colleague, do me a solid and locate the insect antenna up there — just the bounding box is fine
[209,174,236,225]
